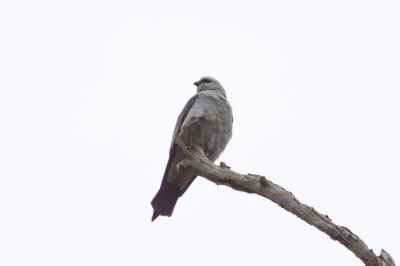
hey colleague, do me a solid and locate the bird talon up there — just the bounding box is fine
[177,159,192,172]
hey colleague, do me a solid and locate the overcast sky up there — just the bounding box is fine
[0,1,399,265]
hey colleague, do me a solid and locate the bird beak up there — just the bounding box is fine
[193,81,200,87]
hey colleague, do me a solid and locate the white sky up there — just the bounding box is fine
[0,0,399,265]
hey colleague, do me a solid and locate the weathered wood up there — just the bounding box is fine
[175,136,396,266]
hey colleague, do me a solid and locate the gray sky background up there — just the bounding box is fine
[0,1,399,265]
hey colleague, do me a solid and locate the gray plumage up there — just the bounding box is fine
[151,76,233,221]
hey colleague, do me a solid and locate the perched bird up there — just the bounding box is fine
[151,76,233,221]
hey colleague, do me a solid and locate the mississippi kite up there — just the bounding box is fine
[151,76,233,221]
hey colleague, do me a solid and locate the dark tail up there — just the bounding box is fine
[151,182,181,221]
[151,176,196,221]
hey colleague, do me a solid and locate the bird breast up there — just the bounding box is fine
[180,91,232,162]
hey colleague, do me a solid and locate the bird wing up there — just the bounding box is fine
[151,94,199,220]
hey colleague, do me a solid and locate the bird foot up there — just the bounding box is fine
[188,144,207,157]
[177,159,193,172]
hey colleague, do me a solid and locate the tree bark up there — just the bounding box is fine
[175,137,396,266]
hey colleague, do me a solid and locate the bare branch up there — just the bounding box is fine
[175,136,396,266]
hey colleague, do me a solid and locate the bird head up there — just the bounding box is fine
[194,76,226,97]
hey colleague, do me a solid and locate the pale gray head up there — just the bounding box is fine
[193,76,226,97]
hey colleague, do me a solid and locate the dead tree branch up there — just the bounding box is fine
[175,136,395,266]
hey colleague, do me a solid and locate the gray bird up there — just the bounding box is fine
[151,76,233,221]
